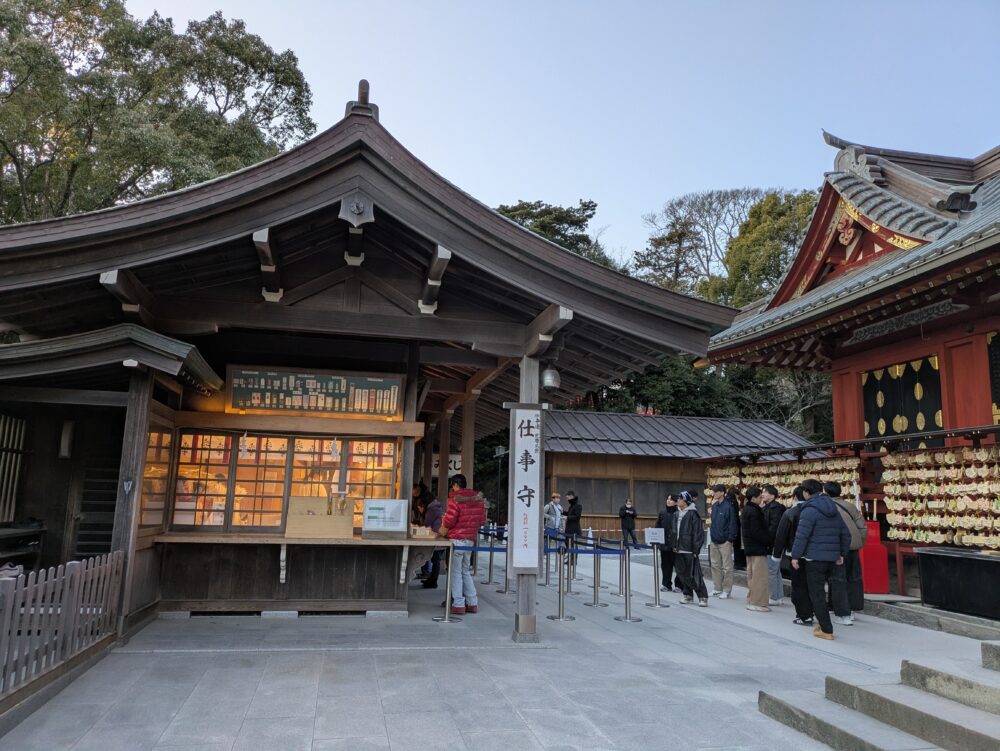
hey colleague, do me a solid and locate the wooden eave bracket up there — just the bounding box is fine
[525,304,574,356]
[253,228,284,302]
[345,227,365,266]
[419,246,452,315]
[100,269,155,325]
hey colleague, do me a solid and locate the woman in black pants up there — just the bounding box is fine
[619,498,639,547]
[656,495,680,591]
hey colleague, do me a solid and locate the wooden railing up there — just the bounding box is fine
[0,552,123,697]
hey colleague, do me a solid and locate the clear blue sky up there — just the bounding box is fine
[128,0,1000,263]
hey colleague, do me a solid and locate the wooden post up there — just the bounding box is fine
[462,398,477,489]
[513,355,541,643]
[437,414,452,501]
[400,344,419,499]
[110,367,153,637]
[422,420,435,490]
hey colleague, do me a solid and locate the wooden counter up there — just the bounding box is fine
[153,533,445,613]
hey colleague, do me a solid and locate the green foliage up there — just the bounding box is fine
[495,198,624,270]
[0,1,315,224]
[704,190,818,306]
[587,356,734,418]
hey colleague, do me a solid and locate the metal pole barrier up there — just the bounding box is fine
[646,544,669,609]
[432,544,462,623]
[566,540,578,595]
[540,536,551,587]
[471,528,479,578]
[546,548,575,622]
[583,546,608,608]
[482,527,495,585]
[496,529,510,594]
[614,546,642,622]
[589,539,608,589]
[613,540,625,597]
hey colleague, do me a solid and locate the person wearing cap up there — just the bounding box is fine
[740,487,771,612]
[674,491,708,606]
[708,484,739,599]
[438,473,486,615]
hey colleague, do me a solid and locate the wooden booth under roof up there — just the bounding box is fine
[0,83,735,635]
[707,131,1000,612]
[543,410,810,535]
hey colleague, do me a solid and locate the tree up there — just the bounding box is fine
[638,188,765,294]
[0,1,315,224]
[701,190,818,307]
[495,199,624,270]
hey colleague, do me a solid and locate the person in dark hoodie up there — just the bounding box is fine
[772,485,812,625]
[791,478,851,640]
[740,487,772,612]
[761,484,785,606]
[826,480,868,622]
[619,498,639,547]
[673,491,708,606]
[708,485,739,599]
[656,495,680,591]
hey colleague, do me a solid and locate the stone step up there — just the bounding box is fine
[982,641,1000,671]
[826,676,1000,751]
[863,601,1000,642]
[759,690,943,751]
[901,659,1000,715]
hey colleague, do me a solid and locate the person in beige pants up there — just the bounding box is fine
[708,484,738,598]
[740,487,772,611]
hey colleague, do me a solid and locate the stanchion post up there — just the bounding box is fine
[583,545,608,608]
[471,528,479,578]
[432,544,462,623]
[546,548,575,622]
[589,539,608,589]
[645,543,668,609]
[540,535,551,587]
[613,540,625,597]
[614,546,642,623]
[485,528,496,585]
[566,541,577,595]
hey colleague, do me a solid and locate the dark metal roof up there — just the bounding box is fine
[543,410,811,459]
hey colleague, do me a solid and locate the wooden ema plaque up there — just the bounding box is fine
[226,366,403,419]
[285,496,354,539]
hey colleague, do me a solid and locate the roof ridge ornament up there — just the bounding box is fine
[345,79,379,121]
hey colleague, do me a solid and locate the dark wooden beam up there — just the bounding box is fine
[153,296,527,349]
[281,266,354,306]
[427,377,466,394]
[442,360,514,413]
[0,385,128,408]
[419,346,498,368]
[99,269,155,325]
[252,228,284,302]
[345,227,365,266]
[419,245,451,314]
[525,304,573,356]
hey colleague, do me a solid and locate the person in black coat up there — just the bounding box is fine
[564,491,583,566]
[673,491,708,605]
[619,498,638,547]
[655,495,681,591]
[771,485,813,625]
[761,484,786,605]
[740,487,772,611]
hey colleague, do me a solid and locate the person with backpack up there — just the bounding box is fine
[761,484,786,606]
[791,479,851,640]
[826,480,868,620]
[772,486,813,626]
[674,491,708,606]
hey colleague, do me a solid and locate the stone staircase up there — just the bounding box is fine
[759,641,1000,750]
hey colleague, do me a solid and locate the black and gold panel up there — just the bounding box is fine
[988,332,1000,424]
[862,355,943,449]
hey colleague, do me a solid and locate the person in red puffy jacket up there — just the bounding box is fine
[438,474,486,615]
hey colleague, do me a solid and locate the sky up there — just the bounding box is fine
[127,0,1000,264]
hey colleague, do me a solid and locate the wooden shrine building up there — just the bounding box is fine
[0,83,734,638]
[707,132,1000,612]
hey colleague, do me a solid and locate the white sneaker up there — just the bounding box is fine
[718,592,731,600]
[768,598,783,606]
[679,596,694,605]
[832,615,852,626]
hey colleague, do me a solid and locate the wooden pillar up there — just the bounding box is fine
[110,367,153,637]
[422,420,435,489]
[514,355,541,643]
[400,343,419,498]
[462,398,477,488]
[437,413,452,501]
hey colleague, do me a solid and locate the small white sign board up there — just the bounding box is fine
[644,527,665,545]
[362,499,408,534]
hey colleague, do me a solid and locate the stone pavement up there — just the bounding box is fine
[0,550,983,751]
